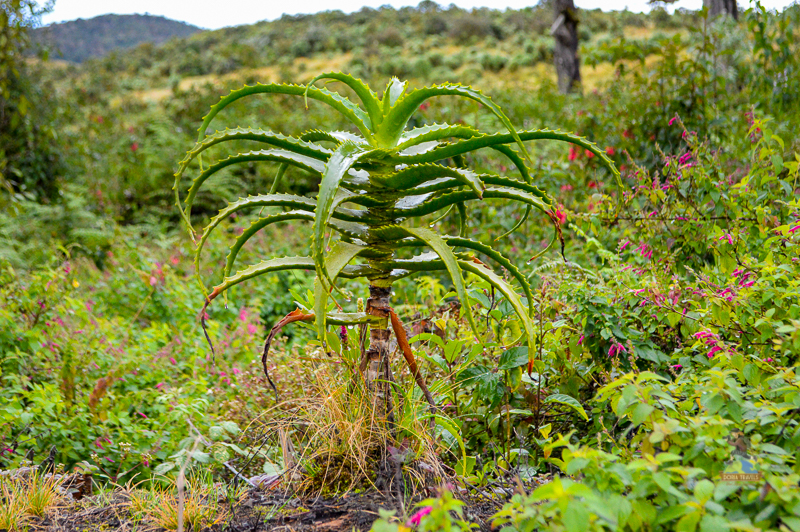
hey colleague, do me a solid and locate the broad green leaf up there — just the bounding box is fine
[498,346,529,370]
[544,393,589,421]
[631,402,655,425]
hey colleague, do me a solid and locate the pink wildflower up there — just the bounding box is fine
[620,240,630,252]
[407,507,433,527]
[671,364,682,369]
[137,412,147,418]
[668,116,678,126]
[707,346,722,358]
[239,307,248,322]
[155,382,166,390]
[169,357,176,365]
[577,334,584,345]
[789,224,800,233]
[248,323,257,334]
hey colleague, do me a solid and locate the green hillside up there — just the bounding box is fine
[31,13,201,63]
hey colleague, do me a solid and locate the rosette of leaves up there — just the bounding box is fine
[174,73,618,403]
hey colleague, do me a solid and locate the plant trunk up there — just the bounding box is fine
[365,283,392,416]
[551,0,581,94]
[705,0,738,20]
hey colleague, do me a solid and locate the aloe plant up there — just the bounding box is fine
[175,73,618,407]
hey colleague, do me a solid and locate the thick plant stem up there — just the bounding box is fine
[365,284,392,416]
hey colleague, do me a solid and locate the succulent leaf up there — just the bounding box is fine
[197,82,374,143]
[313,240,366,344]
[402,227,479,339]
[306,72,382,131]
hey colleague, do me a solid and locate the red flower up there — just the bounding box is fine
[555,208,567,224]
[131,142,139,152]
[605,146,615,156]
[568,146,579,161]
[588,181,597,189]
[584,149,595,159]
[622,129,632,139]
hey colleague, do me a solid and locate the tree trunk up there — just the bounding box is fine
[705,0,738,20]
[365,283,392,416]
[551,0,581,94]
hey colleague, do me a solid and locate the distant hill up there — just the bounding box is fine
[32,14,202,63]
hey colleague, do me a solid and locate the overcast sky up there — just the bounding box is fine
[41,0,796,30]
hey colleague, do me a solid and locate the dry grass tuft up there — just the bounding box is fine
[0,476,28,531]
[148,477,228,532]
[0,468,63,530]
[260,361,445,496]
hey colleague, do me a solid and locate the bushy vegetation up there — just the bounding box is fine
[1,1,799,531]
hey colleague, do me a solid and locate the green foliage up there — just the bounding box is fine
[369,44,800,532]
[2,1,799,523]
[0,0,64,202]
[177,74,617,365]
[0,225,313,479]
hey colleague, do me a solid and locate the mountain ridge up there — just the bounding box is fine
[32,13,202,63]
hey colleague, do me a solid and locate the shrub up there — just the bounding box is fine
[479,53,507,72]
[448,14,500,44]
[376,27,404,48]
